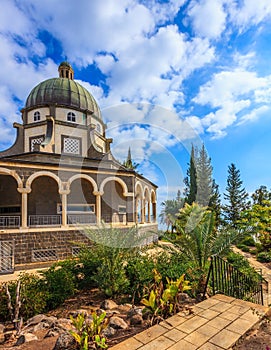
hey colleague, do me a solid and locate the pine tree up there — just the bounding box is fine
[209,180,221,224]
[184,145,197,205]
[223,163,248,228]
[251,185,271,206]
[196,144,213,207]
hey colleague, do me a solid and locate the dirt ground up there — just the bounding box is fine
[233,320,271,350]
[1,287,271,349]
[0,288,148,349]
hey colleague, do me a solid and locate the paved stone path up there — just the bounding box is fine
[110,294,268,350]
[232,246,271,305]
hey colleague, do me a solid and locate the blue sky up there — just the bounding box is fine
[1,0,271,208]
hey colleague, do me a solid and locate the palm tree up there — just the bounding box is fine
[174,203,242,293]
[159,199,183,232]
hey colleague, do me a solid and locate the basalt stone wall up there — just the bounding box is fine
[0,229,92,266]
[0,224,158,267]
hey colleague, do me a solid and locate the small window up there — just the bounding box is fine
[67,112,76,122]
[118,205,126,214]
[57,203,95,214]
[96,123,101,133]
[34,111,40,122]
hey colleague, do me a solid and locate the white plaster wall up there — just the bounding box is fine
[27,107,49,123]
[56,107,87,125]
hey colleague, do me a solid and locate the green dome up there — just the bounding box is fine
[25,77,102,121]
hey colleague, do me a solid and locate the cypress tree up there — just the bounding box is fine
[223,163,248,228]
[196,144,213,206]
[185,144,197,205]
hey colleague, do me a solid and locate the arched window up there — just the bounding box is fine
[34,111,40,122]
[96,123,101,133]
[67,112,76,122]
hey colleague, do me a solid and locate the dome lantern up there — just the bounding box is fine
[58,61,74,80]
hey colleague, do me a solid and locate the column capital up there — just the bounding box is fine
[17,187,31,194]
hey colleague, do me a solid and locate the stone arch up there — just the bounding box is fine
[0,167,23,189]
[100,176,130,196]
[135,181,144,199]
[67,174,98,193]
[26,171,62,192]
[151,190,157,223]
[143,187,151,201]
[151,190,156,203]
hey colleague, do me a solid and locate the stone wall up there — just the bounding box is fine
[0,224,158,268]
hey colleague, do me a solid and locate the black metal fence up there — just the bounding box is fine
[204,255,268,305]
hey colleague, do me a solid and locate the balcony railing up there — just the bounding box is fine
[0,216,20,228]
[28,215,62,227]
[67,214,96,225]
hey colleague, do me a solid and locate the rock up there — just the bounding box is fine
[109,316,128,330]
[15,333,38,345]
[127,307,143,319]
[102,326,116,338]
[69,309,89,318]
[53,332,77,350]
[33,320,53,332]
[56,318,74,331]
[26,314,47,326]
[117,304,131,313]
[129,314,143,325]
[100,299,118,310]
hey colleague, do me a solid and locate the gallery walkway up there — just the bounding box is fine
[110,294,268,350]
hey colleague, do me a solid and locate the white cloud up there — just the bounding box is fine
[187,0,227,39]
[193,69,271,137]
[229,0,271,29]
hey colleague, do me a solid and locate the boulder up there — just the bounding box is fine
[69,309,89,318]
[102,326,116,338]
[53,332,77,350]
[15,333,38,345]
[26,314,48,326]
[129,314,143,326]
[109,316,128,330]
[100,299,118,310]
[127,307,143,319]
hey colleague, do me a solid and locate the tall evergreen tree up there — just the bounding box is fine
[223,163,248,228]
[209,180,221,224]
[251,185,271,206]
[196,144,213,206]
[184,145,197,205]
[123,147,139,170]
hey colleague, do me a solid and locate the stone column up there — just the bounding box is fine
[147,201,151,223]
[17,187,31,229]
[141,199,144,224]
[152,202,157,222]
[59,186,70,228]
[94,192,101,225]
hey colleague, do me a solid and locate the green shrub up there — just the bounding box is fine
[41,265,76,310]
[255,242,264,253]
[83,226,142,297]
[257,251,271,263]
[236,244,250,252]
[240,236,255,247]
[0,273,48,323]
[126,249,194,301]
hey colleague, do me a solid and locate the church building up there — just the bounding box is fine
[0,62,157,273]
